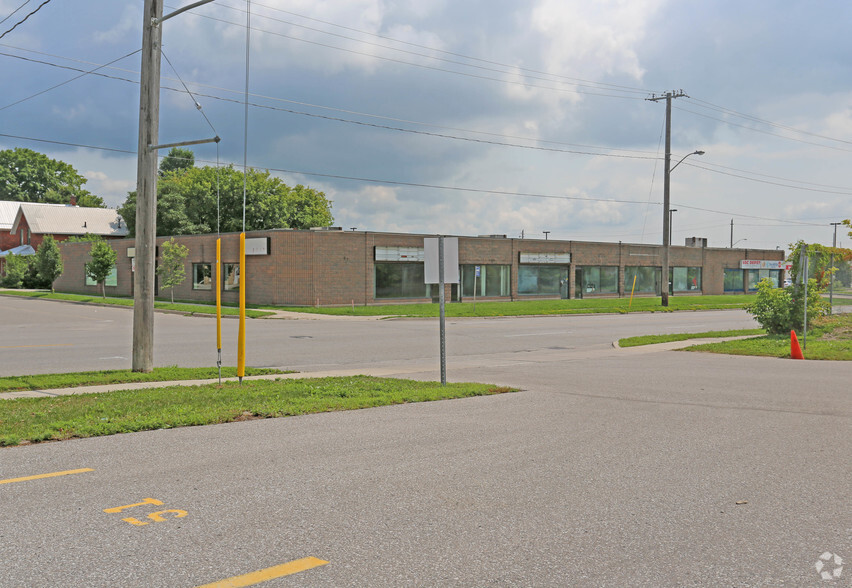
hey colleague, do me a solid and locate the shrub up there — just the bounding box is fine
[746,278,830,334]
[2,254,30,288]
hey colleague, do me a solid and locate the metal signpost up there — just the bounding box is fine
[424,237,459,386]
[474,265,480,312]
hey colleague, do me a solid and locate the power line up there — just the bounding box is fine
[206,1,653,98]
[0,45,659,157]
[681,162,852,196]
[0,0,32,26]
[162,49,218,136]
[675,105,852,154]
[0,49,140,111]
[0,0,52,41]
[182,9,649,101]
[212,0,654,96]
[684,96,852,147]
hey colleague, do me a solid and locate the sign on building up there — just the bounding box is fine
[520,252,571,264]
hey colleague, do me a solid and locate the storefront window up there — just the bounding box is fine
[193,263,212,290]
[223,263,239,291]
[724,268,744,292]
[671,267,702,292]
[578,266,618,294]
[375,262,430,298]
[747,269,780,291]
[85,266,117,287]
[518,265,565,295]
[624,266,660,294]
[461,265,511,297]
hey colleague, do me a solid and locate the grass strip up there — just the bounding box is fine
[0,290,275,318]
[683,313,852,360]
[269,295,757,318]
[618,329,765,348]
[0,376,514,447]
[0,367,286,393]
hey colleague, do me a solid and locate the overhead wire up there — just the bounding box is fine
[0,0,32,27]
[0,0,51,41]
[214,1,652,93]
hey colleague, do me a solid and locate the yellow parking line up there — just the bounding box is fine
[0,468,94,485]
[197,557,329,587]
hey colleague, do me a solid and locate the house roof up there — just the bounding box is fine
[0,244,35,257]
[10,202,128,238]
[1,201,72,231]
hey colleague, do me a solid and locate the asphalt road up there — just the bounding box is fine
[0,297,850,587]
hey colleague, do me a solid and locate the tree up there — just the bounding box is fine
[159,147,195,177]
[34,235,63,292]
[0,147,103,206]
[1,254,28,288]
[118,157,333,237]
[86,240,117,299]
[156,237,188,303]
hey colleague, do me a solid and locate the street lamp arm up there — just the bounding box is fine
[670,150,705,173]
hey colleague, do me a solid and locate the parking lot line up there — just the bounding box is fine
[0,468,94,485]
[196,557,329,587]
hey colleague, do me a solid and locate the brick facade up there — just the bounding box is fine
[51,230,787,305]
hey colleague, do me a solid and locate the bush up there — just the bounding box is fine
[1,254,29,288]
[746,278,830,334]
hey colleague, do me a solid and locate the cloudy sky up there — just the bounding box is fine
[1,0,850,252]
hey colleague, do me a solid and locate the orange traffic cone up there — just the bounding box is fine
[790,330,804,360]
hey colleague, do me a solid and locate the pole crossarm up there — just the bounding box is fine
[154,0,216,25]
[149,136,220,151]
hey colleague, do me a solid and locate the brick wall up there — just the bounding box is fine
[51,230,786,305]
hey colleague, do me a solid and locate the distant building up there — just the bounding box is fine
[52,229,787,303]
[0,199,127,275]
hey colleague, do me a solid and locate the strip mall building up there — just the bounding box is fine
[53,229,787,306]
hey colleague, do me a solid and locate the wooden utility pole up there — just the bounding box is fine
[647,90,686,307]
[132,0,218,372]
[132,0,163,372]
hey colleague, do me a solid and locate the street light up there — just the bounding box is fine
[732,238,747,248]
[662,149,704,306]
[543,231,550,240]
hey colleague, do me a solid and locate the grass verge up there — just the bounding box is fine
[0,376,514,447]
[269,295,756,317]
[618,329,765,348]
[0,290,275,318]
[0,367,287,393]
[683,313,852,360]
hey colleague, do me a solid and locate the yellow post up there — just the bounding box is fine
[237,232,246,381]
[628,275,637,309]
[216,238,222,351]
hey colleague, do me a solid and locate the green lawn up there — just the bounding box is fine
[269,294,756,317]
[0,367,286,393]
[618,329,765,348]
[0,376,513,447]
[683,313,852,360]
[0,290,275,318]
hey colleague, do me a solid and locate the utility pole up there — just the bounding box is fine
[647,90,687,306]
[132,0,163,373]
[132,0,218,372]
[730,219,734,248]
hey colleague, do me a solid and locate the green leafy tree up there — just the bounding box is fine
[0,148,103,206]
[787,240,835,288]
[86,240,117,299]
[1,254,29,288]
[118,157,333,237]
[156,237,189,303]
[159,147,195,177]
[34,235,63,292]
